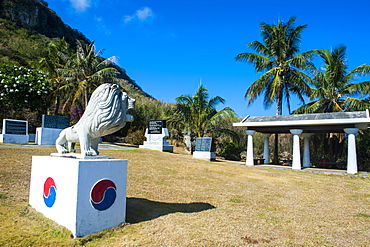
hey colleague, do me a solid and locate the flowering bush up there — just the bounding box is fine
[0,63,51,111]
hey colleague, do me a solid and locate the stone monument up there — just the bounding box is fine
[35,115,70,145]
[0,119,29,144]
[193,137,216,161]
[29,83,135,238]
[139,120,174,152]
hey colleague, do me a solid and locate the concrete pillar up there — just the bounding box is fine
[245,130,256,166]
[262,133,271,164]
[290,129,303,170]
[344,128,359,174]
[302,133,312,168]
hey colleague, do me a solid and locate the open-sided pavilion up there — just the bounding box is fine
[233,110,370,174]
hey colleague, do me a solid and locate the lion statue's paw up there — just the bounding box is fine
[56,146,69,154]
[83,148,98,156]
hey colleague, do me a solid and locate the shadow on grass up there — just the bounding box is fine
[126,197,215,224]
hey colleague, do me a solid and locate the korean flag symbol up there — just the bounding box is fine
[90,179,117,211]
[43,177,57,207]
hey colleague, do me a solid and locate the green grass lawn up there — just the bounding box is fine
[0,145,370,246]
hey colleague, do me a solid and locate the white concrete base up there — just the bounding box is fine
[29,156,127,238]
[50,153,109,159]
[139,143,174,152]
[0,134,29,144]
[36,127,63,145]
[139,127,174,152]
[193,151,216,161]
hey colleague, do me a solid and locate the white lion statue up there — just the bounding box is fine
[56,83,135,156]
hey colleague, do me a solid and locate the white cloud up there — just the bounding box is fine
[123,15,134,24]
[123,7,155,24]
[136,7,153,21]
[69,0,91,12]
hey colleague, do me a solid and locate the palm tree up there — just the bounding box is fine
[294,45,370,113]
[60,40,118,111]
[235,16,315,115]
[170,84,237,151]
[38,38,71,114]
[236,16,316,164]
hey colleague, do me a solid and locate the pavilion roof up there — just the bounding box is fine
[233,110,370,133]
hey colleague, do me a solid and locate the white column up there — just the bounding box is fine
[245,130,256,166]
[344,128,359,174]
[290,129,303,170]
[262,133,271,164]
[302,133,312,168]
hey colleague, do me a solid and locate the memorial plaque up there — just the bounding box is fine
[148,120,166,134]
[195,137,215,152]
[3,119,27,135]
[42,115,70,129]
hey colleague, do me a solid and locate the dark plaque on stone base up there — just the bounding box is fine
[148,120,166,134]
[42,115,70,129]
[4,120,27,135]
[195,137,215,152]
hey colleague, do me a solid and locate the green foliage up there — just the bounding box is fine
[294,45,370,113]
[171,84,237,137]
[357,129,370,171]
[169,84,238,153]
[130,97,172,129]
[0,18,51,67]
[0,63,51,111]
[217,139,244,161]
[124,127,146,145]
[58,40,118,110]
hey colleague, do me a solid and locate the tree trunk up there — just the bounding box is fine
[273,133,279,164]
[273,95,283,164]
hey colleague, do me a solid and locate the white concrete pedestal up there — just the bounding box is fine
[193,151,216,161]
[139,128,174,152]
[0,134,29,144]
[36,127,63,145]
[29,156,127,238]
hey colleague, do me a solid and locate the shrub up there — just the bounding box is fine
[124,127,146,145]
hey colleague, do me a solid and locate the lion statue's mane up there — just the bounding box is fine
[56,83,135,156]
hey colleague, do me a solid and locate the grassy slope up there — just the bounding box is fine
[0,146,369,246]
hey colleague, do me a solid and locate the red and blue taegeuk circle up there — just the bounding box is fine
[43,177,57,207]
[90,179,117,211]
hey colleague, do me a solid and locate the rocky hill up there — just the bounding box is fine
[0,0,89,46]
[0,0,151,97]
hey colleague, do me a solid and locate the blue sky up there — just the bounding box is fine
[46,0,370,117]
